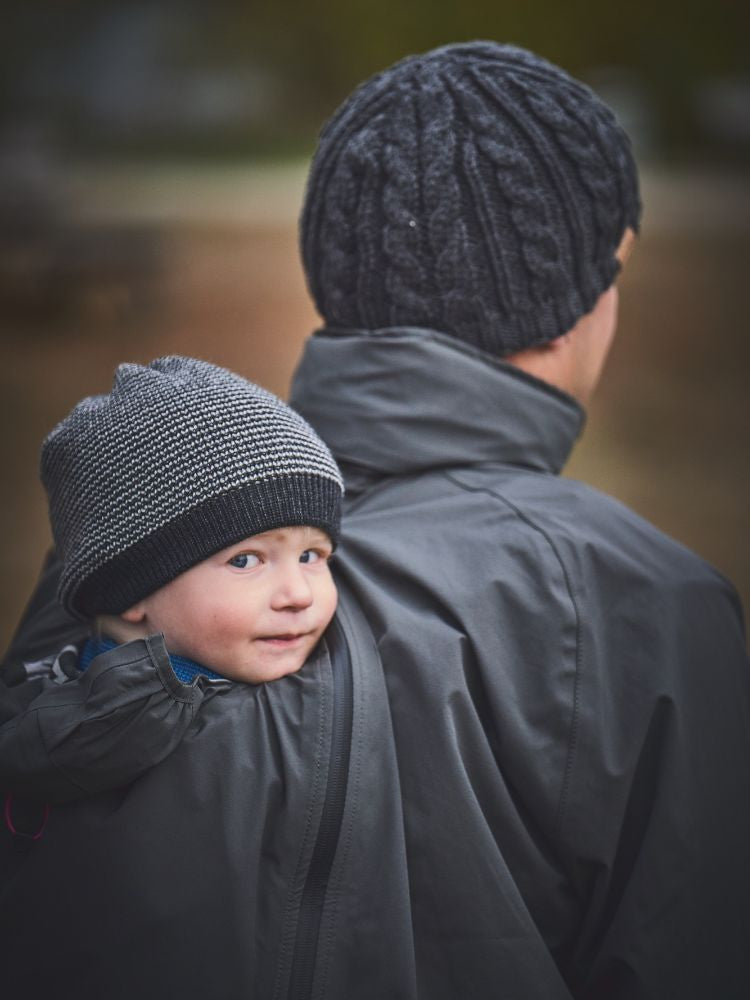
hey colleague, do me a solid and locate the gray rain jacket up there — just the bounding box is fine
[289,327,750,1000]
[0,589,415,1000]
[2,326,749,999]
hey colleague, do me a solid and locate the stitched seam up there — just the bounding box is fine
[35,705,89,795]
[315,603,362,999]
[272,652,330,1000]
[444,470,582,835]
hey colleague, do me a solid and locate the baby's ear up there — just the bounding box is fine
[96,609,149,644]
[121,602,147,624]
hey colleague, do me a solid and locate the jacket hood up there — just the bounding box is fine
[290,328,585,486]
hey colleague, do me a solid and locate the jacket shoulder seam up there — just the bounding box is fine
[35,703,90,796]
[443,470,582,834]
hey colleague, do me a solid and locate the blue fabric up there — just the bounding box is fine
[78,636,223,683]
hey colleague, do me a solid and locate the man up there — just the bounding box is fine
[289,41,750,998]
[3,41,748,1000]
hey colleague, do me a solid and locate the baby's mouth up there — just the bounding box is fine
[257,632,309,647]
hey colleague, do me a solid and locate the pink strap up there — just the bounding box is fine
[4,794,50,841]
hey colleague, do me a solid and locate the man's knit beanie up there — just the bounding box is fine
[301,41,641,356]
[42,356,344,619]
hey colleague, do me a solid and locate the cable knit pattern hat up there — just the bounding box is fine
[301,41,641,356]
[42,356,344,618]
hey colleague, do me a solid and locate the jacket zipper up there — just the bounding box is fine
[286,617,353,1000]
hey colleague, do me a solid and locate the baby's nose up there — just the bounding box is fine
[270,565,314,611]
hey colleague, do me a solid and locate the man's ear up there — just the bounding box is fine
[121,601,147,624]
[546,333,569,352]
[616,226,636,267]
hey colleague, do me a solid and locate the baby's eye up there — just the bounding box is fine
[228,552,260,569]
[299,549,322,564]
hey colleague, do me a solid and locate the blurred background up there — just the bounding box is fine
[1,0,749,650]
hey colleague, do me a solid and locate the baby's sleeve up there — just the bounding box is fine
[0,636,210,804]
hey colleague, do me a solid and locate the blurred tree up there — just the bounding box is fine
[1,0,748,157]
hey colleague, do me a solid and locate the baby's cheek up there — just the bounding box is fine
[299,633,322,668]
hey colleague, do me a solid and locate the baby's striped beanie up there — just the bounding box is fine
[41,356,343,618]
[301,41,641,356]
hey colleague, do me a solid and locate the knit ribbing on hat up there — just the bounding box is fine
[301,41,641,356]
[42,357,343,618]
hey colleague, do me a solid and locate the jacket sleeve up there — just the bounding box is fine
[564,569,750,1000]
[0,635,211,804]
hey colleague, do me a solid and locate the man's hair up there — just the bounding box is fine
[42,356,343,619]
[301,41,641,357]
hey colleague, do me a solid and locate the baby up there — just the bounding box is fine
[0,356,350,998]
[43,354,342,683]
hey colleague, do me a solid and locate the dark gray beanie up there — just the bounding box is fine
[42,356,344,619]
[301,41,641,356]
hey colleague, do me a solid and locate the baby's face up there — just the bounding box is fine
[123,526,337,683]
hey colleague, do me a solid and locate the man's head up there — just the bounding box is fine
[301,41,641,362]
[42,356,343,680]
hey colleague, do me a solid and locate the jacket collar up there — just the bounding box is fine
[290,327,585,484]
